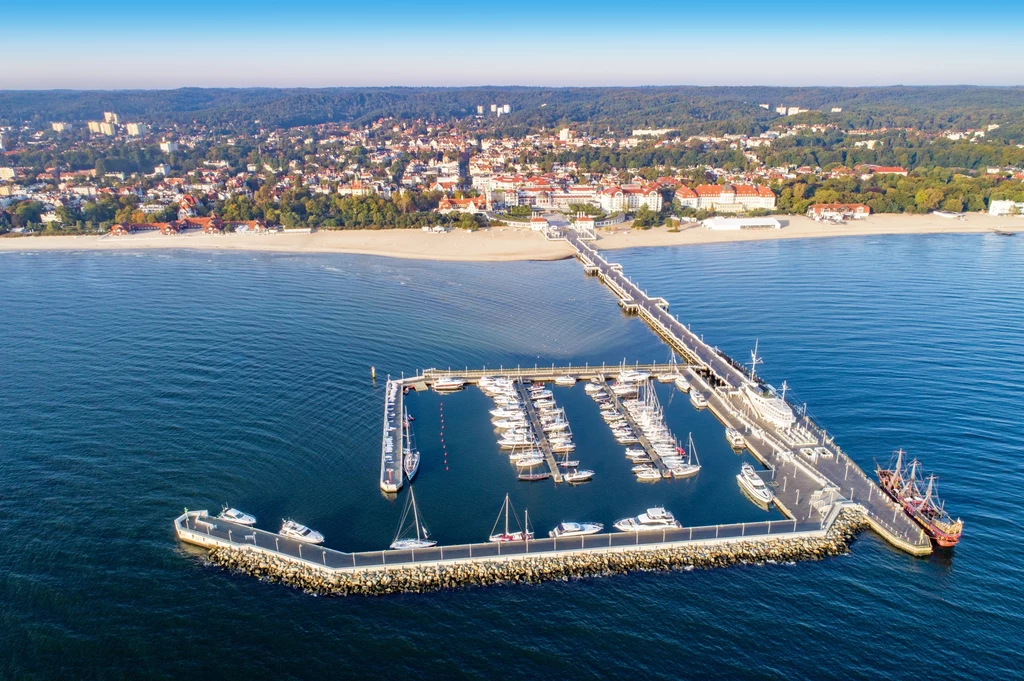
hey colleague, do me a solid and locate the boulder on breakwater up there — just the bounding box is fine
[201,510,868,597]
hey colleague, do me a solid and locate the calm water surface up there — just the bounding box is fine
[0,234,1021,679]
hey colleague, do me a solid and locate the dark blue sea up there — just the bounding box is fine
[1,234,1021,679]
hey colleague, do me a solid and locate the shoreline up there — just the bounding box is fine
[1,214,1020,262]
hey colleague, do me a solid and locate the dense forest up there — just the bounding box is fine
[2,86,1023,135]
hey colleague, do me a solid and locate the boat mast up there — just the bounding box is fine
[748,340,762,382]
[410,487,422,542]
[504,494,510,535]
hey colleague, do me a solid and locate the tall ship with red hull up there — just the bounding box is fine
[876,449,963,547]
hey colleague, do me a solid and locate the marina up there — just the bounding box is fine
[177,227,940,590]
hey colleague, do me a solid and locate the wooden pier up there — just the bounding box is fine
[558,229,932,555]
[379,379,404,493]
[603,385,669,476]
[513,381,564,483]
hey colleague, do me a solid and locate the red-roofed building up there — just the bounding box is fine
[438,196,488,214]
[693,184,775,211]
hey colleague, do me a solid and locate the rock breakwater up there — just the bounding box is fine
[202,510,867,596]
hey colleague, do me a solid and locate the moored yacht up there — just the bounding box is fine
[433,376,466,392]
[488,494,533,542]
[690,391,708,409]
[279,519,324,544]
[726,428,746,449]
[389,486,437,550]
[737,463,774,506]
[218,506,256,526]
[554,375,577,387]
[549,521,603,538]
[613,507,680,532]
[674,375,691,393]
[564,469,594,483]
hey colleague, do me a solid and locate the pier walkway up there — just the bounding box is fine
[513,381,564,483]
[176,508,837,575]
[379,379,404,493]
[558,229,931,555]
[604,386,668,476]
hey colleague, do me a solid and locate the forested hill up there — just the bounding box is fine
[1,86,1023,134]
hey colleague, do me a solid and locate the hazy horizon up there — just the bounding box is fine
[5,0,1023,89]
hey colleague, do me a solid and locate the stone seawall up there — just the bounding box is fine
[202,510,867,596]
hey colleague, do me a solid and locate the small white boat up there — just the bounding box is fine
[218,506,256,526]
[565,469,594,483]
[554,375,577,387]
[514,456,545,468]
[635,468,662,481]
[530,390,553,400]
[617,369,651,383]
[690,391,708,409]
[726,428,746,449]
[557,459,581,468]
[656,373,677,383]
[551,442,576,453]
[674,375,691,393]
[389,486,437,550]
[549,521,603,538]
[584,383,604,394]
[279,519,324,544]
[488,494,534,542]
[737,463,774,506]
[613,507,680,532]
[433,376,465,392]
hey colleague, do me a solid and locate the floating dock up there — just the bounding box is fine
[379,379,403,493]
[513,381,564,483]
[603,385,669,477]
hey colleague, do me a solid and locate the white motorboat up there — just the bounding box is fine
[584,383,604,394]
[674,375,691,393]
[279,519,324,544]
[617,369,651,383]
[514,456,545,468]
[490,407,522,418]
[613,507,680,532]
[564,469,594,483]
[557,459,581,468]
[635,468,662,481]
[218,506,256,526]
[737,463,774,506]
[690,391,708,409]
[656,373,677,383]
[389,486,437,550]
[493,418,527,430]
[549,521,603,538]
[726,428,746,449]
[488,494,534,542]
[433,376,465,392]
[554,375,577,387]
[551,442,576,453]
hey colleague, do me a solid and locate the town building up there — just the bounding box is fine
[807,203,871,220]
[989,200,1024,216]
[598,184,662,213]
[51,122,72,132]
[693,184,776,212]
[126,123,149,137]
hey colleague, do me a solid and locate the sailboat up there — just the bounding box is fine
[402,408,420,481]
[488,494,534,541]
[670,433,701,478]
[389,486,437,550]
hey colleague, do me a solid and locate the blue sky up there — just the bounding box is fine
[4,0,1023,89]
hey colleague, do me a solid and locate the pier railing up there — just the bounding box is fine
[177,511,827,574]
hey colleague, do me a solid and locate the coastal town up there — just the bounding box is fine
[2,102,1024,238]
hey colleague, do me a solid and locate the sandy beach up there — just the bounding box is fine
[0,214,1019,261]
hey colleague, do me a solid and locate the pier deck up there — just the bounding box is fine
[558,229,931,555]
[513,381,564,483]
[604,386,668,476]
[176,509,837,575]
[379,379,404,493]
